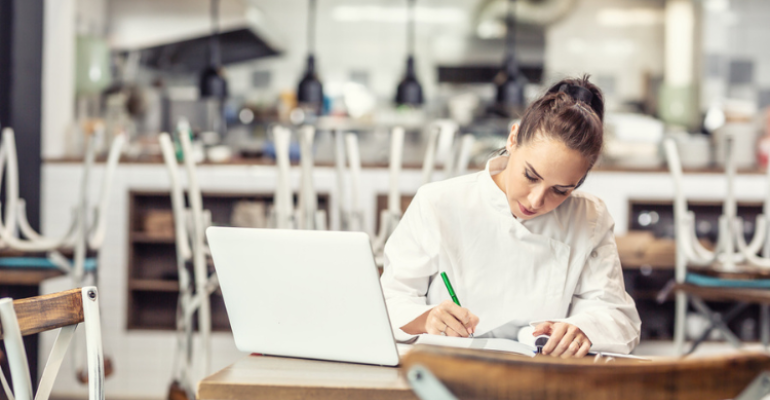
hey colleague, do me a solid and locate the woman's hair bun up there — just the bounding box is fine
[546,75,604,122]
[557,83,594,106]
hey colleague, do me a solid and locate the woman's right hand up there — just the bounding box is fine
[424,300,480,337]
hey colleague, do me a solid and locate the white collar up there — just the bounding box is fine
[483,156,518,219]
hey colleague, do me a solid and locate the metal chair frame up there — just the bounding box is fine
[0,287,104,400]
[664,136,770,356]
[159,125,219,399]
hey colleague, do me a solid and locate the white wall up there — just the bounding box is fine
[700,0,770,110]
[41,0,75,159]
[545,0,665,106]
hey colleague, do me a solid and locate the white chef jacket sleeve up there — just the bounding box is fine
[540,204,642,354]
[380,188,440,341]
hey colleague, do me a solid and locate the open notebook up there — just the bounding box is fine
[401,323,651,361]
[409,334,537,357]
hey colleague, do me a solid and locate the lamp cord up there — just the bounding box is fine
[308,0,317,55]
[209,0,221,68]
[505,0,516,61]
[408,0,416,56]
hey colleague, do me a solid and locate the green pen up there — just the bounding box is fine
[440,271,474,337]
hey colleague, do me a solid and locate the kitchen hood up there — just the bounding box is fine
[137,27,280,72]
[108,0,283,72]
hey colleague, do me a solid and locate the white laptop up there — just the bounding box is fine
[206,227,400,366]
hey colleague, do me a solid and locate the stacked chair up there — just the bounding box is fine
[421,120,475,185]
[333,129,364,232]
[0,126,123,383]
[158,121,219,400]
[0,127,124,286]
[269,125,327,230]
[371,127,406,263]
[663,134,770,356]
[331,121,476,265]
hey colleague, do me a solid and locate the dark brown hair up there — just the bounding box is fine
[502,75,604,184]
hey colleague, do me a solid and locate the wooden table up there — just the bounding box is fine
[400,345,770,400]
[197,355,417,400]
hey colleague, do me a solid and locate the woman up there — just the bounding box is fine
[380,76,641,358]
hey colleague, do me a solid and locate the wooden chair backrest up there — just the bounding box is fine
[0,288,83,339]
[401,345,770,400]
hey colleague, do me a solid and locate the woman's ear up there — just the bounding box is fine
[506,124,519,152]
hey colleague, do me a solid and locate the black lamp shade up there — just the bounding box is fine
[297,54,323,109]
[395,56,423,106]
[200,66,228,98]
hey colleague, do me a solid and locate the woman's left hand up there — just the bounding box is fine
[532,321,592,358]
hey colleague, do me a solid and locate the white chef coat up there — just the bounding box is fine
[380,156,641,354]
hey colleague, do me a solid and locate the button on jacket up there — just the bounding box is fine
[380,156,641,354]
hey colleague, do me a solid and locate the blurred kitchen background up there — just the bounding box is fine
[35,0,770,169]
[3,0,770,398]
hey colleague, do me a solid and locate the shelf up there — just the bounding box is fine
[127,190,323,331]
[129,279,180,292]
[130,232,176,244]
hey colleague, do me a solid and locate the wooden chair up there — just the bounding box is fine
[0,287,104,400]
[400,345,770,400]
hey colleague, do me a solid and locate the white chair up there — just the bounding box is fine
[421,120,457,185]
[421,121,476,184]
[371,127,405,263]
[268,125,326,231]
[664,135,770,356]
[297,125,327,230]
[0,286,104,400]
[269,125,295,230]
[0,127,125,285]
[345,132,365,232]
[159,123,219,399]
[333,130,365,232]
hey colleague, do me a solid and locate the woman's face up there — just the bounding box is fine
[493,125,591,220]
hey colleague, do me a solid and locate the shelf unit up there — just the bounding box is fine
[126,190,329,331]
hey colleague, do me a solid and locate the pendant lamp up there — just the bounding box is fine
[495,0,526,111]
[297,0,323,112]
[395,0,423,106]
[200,0,228,99]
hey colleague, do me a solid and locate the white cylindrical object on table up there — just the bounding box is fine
[715,122,758,169]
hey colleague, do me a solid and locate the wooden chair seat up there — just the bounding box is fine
[400,345,770,400]
[673,283,770,305]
